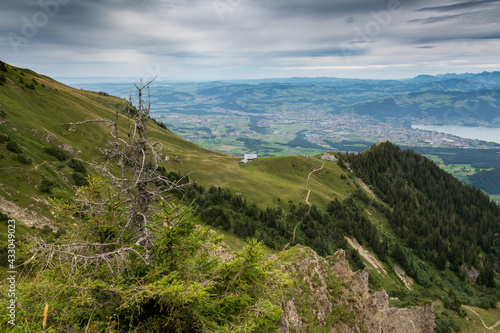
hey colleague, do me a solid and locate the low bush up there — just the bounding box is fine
[6,140,22,153]
[43,147,69,161]
[434,311,461,333]
[16,154,32,165]
[72,172,88,187]
[40,178,56,194]
[0,134,9,143]
[67,158,86,173]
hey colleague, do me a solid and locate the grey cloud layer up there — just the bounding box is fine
[1,0,499,79]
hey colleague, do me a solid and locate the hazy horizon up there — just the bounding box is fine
[47,69,499,86]
[2,0,500,81]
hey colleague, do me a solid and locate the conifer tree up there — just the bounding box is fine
[18,80,287,332]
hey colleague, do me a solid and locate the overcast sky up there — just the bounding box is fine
[1,0,500,80]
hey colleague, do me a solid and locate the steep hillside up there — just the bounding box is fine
[0,62,355,225]
[346,142,500,284]
[1,63,499,332]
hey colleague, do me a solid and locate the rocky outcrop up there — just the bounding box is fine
[321,153,338,162]
[461,264,480,284]
[279,245,435,333]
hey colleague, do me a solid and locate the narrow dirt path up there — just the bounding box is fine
[305,162,324,207]
[463,306,500,330]
[283,162,324,251]
[34,160,48,170]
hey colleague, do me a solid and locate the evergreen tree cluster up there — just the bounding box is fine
[469,167,500,195]
[164,171,385,270]
[0,61,6,85]
[345,142,500,288]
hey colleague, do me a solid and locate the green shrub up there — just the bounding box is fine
[6,140,22,153]
[441,289,466,317]
[0,211,10,221]
[0,134,9,143]
[0,61,7,72]
[434,311,461,333]
[43,147,69,161]
[40,178,56,194]
[478,294,499,309]
[16,183,288,332]
[16,154,32,165]
[72,172,88,187]
[67,158,86,173]
[0,73,5,85]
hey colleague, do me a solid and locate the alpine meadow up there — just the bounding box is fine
[0,60,499,332]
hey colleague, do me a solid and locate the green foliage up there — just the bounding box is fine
[67,158,86,172]
[40,178,56,193]
[0,73,5,85]
[173,171,377,269]
[434,311,461,333]
[0,134,9,143]
[0,61,7,72]
[16,154,32,165]
[149,117,168,130]
[442,289,467,317]
[0,211,9,221]
[72,172,88,186]
[476,294,498,309]
[0,303,56,332]
[16,176,288,332]
[25,82,36,90]
[6,140,21,153]
[43,146,69,161]
[346,142,500,285]
[470,167,500,194]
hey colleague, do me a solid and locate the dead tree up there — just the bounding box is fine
[26,78,187,270]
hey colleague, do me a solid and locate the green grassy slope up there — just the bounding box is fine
[1,63,498,332]
[0,62,355,224]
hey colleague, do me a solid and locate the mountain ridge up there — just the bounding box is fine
[0,61,499,332]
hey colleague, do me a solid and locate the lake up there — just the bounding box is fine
[412,125,500,144]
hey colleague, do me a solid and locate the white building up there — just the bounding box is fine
[240,154,258,164]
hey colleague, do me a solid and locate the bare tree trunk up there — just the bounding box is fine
[29,77,188,269]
